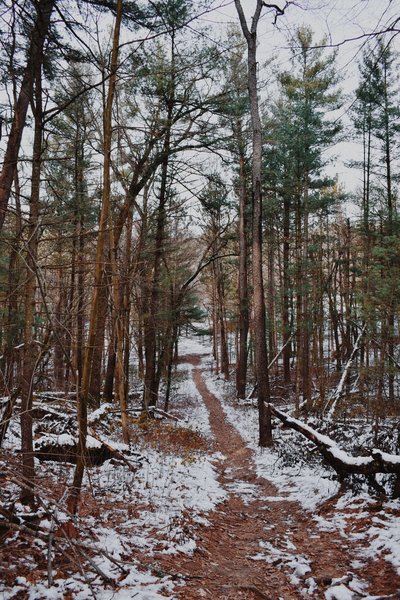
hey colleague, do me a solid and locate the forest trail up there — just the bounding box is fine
[157,355,400,600]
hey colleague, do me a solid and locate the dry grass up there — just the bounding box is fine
[130,417,209,457]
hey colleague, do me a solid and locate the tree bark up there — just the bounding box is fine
[68,0,123,515]
[0,0,55,234]
[142,32,176,412]
[236,147,250,398]
[20,56,44,505]
[235,0,272,446]
[282,194,291,384]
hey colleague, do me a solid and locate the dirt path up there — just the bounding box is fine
[158,360,400,599]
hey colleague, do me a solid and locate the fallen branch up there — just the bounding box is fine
[323,324,366,419]
[246,335,294,400]
[268,403,400,477]
[88,429,146,472]
[148,406,180,422]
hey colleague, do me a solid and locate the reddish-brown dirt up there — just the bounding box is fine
[156,357,400,599]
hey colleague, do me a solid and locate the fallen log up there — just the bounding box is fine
[268,403,400,478]
[34,431,144,470]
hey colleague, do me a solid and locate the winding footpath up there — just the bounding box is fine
[158,356,400,599]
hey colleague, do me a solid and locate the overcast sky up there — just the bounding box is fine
[200,1,399,196]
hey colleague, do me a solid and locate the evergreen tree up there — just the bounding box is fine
[220,26,251,398]
[264,26,342,408]
[353,39,400,407]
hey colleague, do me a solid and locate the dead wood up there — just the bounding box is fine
[268,404,400,478]
[0,388,20,448]
[34,428,143,469]
[87,428,145,472]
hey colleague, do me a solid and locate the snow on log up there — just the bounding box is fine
[268,404,400,477]
[35,429,144,469]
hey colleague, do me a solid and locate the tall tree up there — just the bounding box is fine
[266,26,341,409]
[0,0,56,234]
[234,0,274,446]
[220,26,251,398]
[19,37,46,505]
[200,174,232,380]
[353,39,400,407]
[67,0,123,514]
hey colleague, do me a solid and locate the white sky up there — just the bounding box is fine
[1,0,398,210]
[202,0,400,195]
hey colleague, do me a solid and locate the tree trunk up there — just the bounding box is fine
[215,257,230,380]
[0,0,55,234]
[20,58,44,505]
[235,0,272,446]
[87,266,110,404]
[2,175,23,394]
[54,237,65,389]
[142,33,176,412]
[236,142,249,398]
[383,62,394,405]
[112,208,133,443]
[282,194,291,384]
[301,178,311,408]
[68,0,123,515]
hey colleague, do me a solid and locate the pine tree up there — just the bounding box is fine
[220,26,251,398]
[264,26,342,409]
[353,39,400,408]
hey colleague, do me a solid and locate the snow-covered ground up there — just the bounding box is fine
[204,367,400,590]
[2,332,400,599]
[0,335,224,600]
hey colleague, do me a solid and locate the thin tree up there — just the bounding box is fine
[234,0,275,446]
[0,0,56,234]
[67,0,123,515]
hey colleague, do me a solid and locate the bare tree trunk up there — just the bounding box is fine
[53,236,66,389]
[20,58,44,505]
[212,277,219,373]
[212,254,230,380]
[301,179,311,409]
[64,218,77,393]
[143,33,176,412]
[87,266,110,404]
[235,0,272,446]
[383,63,395,405]
[282,194,291,384]
[2,174,23,394]
[267,225,277,372]
[112,208,133,443]
[103,331,116,403]
[76,214,85,387]
[294,194,302,412]
[67,0,123,515]
[236,143,249,398]
[164,322,178,413]
[0,0,55,234]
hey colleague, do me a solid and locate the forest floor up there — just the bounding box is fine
[160,356,400,599]
[1,336,400,599]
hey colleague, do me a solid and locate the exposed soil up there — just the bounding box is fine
[156,356,400,599]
